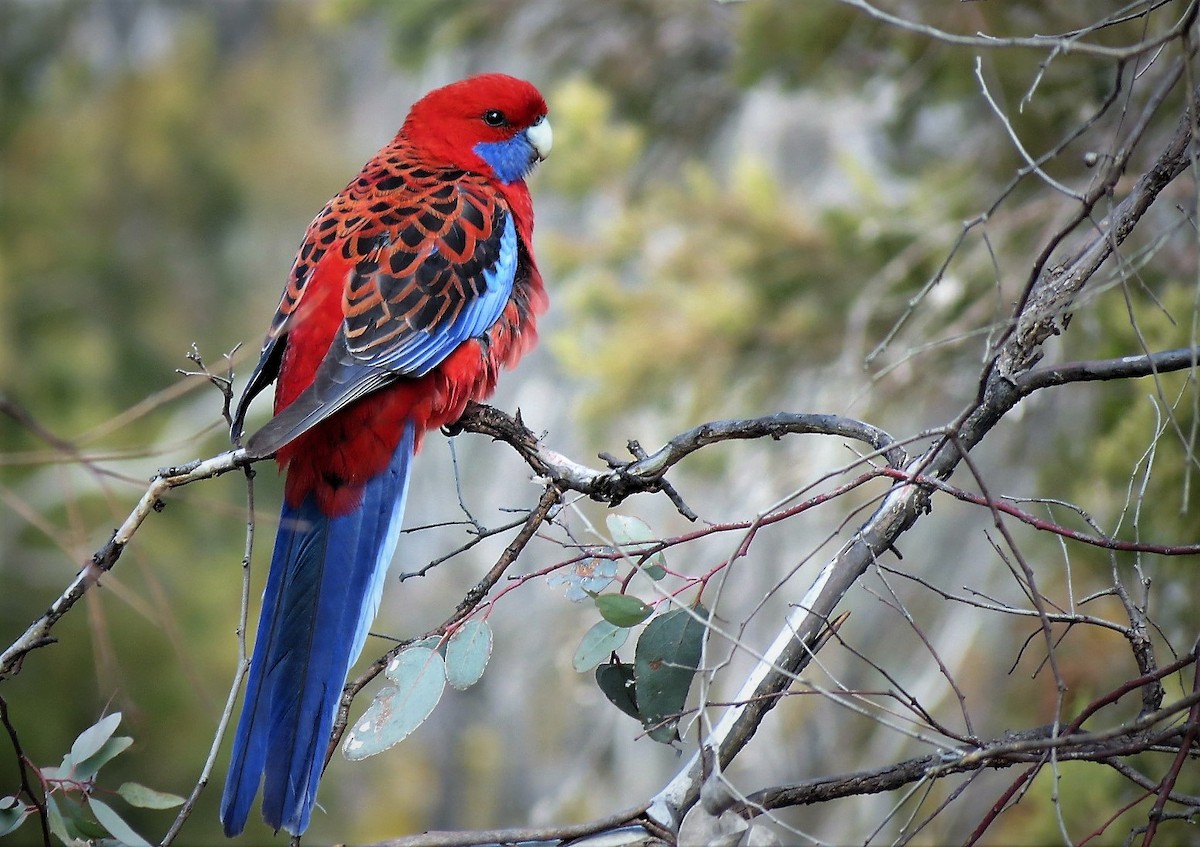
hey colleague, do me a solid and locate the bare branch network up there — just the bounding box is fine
[3,4,1200,847]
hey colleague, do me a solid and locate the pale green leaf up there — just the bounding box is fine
[69,713,121,766]
[444,620,492,690]
[606,514,656,548]
[573,619,630,672]
[74,737,133,780]
[55,790,108,840]
[45,795,71,844]
[344,647,445,761]
[0,796,28,838]
[116,782,185,809]
[89,798,152,847]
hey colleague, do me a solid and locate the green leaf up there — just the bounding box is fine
[89,798,152,847]
[641,553,668,581]
[606,513,656,547]
[69,713,121,766]
[0,796,28,838]
[74,736,133,780]
[634,603,710,743]
[573,619,630,672]
[594,593,653,628]
[55,793,108,840]
[409,635,443,652]
[343,646,446,761]
[45,795,71,844]
[116,782,186,809]
[595,662,640,720]
[444,620,492,690]
[606,514,668,578]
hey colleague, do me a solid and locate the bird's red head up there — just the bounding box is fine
[401,73,551,185]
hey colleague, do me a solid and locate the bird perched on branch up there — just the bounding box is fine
[220,73,551,838]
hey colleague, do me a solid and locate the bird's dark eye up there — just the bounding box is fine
[482,110,508,127]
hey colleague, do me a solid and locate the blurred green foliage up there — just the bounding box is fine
[1,0,1196,844]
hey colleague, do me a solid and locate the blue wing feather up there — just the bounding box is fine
[221,423,416,836]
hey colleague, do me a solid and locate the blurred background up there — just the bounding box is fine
[2,1,1197,844]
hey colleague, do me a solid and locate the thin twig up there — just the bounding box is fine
[0,694,50,846]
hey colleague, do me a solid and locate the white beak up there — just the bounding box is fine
[525,115,553,161]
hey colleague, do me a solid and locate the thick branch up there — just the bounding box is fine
[453,405,907,505]
[1016,346,1200,393]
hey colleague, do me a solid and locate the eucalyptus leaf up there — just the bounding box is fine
[445,620,492,690]
[606,513,656,547]
[641,552,668,581]
[409,635,443,652]
[117,782,186,809]
[89,798,152,847]
[56,791,108,839]
[594,662,640,720]
[594,593,653,628]
[634,603,710,743]
[45,796,70,844]
[548,557,617,601]
[74,736,134,780]
[0,796,28,838]
[344,647,446,760]
[69,713,121,766]
[573,619,630,672]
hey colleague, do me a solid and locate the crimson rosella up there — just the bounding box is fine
[220,74,551,837]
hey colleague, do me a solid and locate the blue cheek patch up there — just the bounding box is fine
[474,135,536,184]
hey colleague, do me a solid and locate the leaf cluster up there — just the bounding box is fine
[1,712,183,846]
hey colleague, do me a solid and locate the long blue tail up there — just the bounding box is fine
[220,423,415,837]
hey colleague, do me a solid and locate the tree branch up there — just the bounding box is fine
[0,449,252,681]
[453,404,907,506]
[358,803,655,847]
[1016,346,1200,393]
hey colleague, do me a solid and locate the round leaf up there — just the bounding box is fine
[344,647,446,761]
[548,557,617,602]
[595,593,653,628]
[573,619,630,672]
[606,513,655,546]
[409,635,443,652]
[445,620,493,690]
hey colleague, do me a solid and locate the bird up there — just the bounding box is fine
[219,73,551,838]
